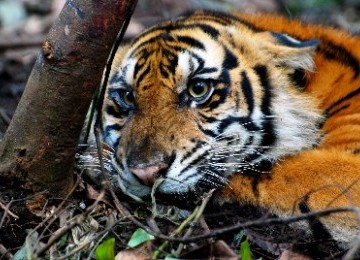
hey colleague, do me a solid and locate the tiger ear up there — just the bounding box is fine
[264,32,319,71]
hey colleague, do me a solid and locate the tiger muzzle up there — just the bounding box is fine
[129,162,168,186]
[125,142,174,186]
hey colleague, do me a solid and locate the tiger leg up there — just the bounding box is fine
[221,149,360,243]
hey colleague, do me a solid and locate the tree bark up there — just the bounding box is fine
[0,0,136,196]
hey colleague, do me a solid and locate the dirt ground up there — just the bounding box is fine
[1,0,360,259]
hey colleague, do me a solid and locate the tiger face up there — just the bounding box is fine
[101,11,323,206]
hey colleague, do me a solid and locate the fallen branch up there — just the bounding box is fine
[33,190,106,258]
[0,200,19,220]
[112,202,360,245]
[0,36,45,50]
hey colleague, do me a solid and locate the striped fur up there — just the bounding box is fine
[101,11,360,245]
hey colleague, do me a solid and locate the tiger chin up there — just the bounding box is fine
[99,10,360,249]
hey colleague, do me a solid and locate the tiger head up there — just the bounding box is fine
[101,11,323,206]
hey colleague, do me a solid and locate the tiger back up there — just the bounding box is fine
[100,10,360,247]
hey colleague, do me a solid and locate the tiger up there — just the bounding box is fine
[99,10,360,249]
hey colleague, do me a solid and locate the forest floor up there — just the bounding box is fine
[1,0,360,259]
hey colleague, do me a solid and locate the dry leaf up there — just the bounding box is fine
[25,193,47,217]
[279,250,312,260]
[115,241,153,260]
[180,239,237,259]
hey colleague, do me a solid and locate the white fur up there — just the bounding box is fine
[266,88,323,162]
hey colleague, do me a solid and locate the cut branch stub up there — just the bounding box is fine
[0,0,136,196]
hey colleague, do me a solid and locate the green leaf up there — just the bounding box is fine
[164,253,179,259]
[240,239,252,260]
[127,228,155,248]
[58,234,68,248]
[13,230,39,260]
[95,237,115,260]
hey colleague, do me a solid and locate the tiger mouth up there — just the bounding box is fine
[142,188,210,209]
[112,157,224,207]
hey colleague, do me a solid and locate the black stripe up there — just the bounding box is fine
[134,23,219,52]
[325,86,360,114]
[181,11,230,26]
[253,65,276,148]
[130,38,158,57]
[211,11,261,32]
[194,67,218,76]
[182,10,260,32]
[180,156,207,179]
[130,10,260,59]
[109,72,123,85]
[105,105,126,117]
[241,71,254,114]
[327,104,349,118]
[197,123,217,138]
[198,113,219,123]
[169,23,220,38]
[218,116,260,133]
[105,124,122,133]
[135,64,151,86]
[289,69,308,90]
[160,65,169,78]
[162,49,178,75]
[299,200,338,241]
[133,49,151,77]
[195,23,219,38]
[180,141,207,163]
[207,87,229,110]
[201,49,234,110]
[177,35,205,50]
[223,47,238,70]
[319,39,360,79]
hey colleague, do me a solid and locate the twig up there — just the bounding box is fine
[152,205,200,259]
[0,109,11,126]
[0,36,44,50]
[84,231,110,260]
[343,229,360,260]
[33,190,105,258]
[160,207,360,243]
[108,187,159,237]
[152,190,214,258]
[0,200,19,219]
[106,183,360,259]
[326,176,360,208]
[27,173,84,256]
[55,230,109,260]
[0,244,13,259]
[344,244,360,260]
[174,189,214,256]
[146,217,161,234]
[112,206,359,244]
[0,199,17,230]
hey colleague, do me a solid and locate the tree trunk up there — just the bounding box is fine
[0,0,136,196]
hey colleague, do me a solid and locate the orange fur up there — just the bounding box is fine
[102,11,360,244]
[220,13,360,240]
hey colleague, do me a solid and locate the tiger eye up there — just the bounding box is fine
[120,91,134,107]
[188,80,210,98]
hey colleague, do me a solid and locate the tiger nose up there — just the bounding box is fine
[129,163,168,186]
